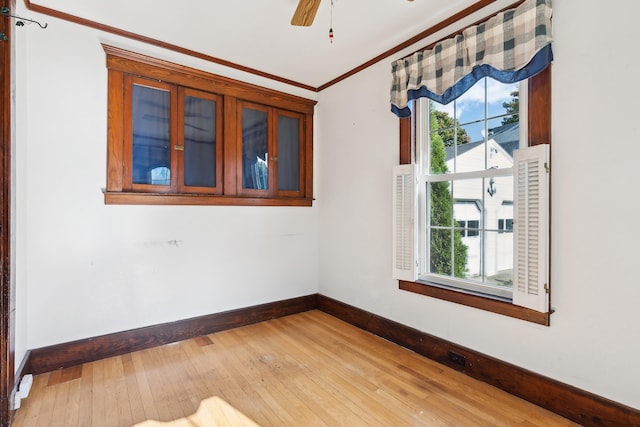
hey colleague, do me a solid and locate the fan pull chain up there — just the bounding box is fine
[329,0,334,43]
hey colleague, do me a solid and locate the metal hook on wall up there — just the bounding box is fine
[1,6,48,40]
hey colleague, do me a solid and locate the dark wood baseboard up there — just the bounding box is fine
[27,294,317,375]
[317,294,640,427]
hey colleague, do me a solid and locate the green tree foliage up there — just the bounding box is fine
[433,110,470,147]
[429,105,468,278]
[501,90,519,125]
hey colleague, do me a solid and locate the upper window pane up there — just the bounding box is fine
[132,84,171,186]
[428,78,521,175]
[184,95,216,188]
[241,107,269,190]
[277,115,300,192]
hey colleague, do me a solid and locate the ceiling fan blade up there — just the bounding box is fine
[291,0,321,26]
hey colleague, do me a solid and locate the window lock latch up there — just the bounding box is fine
[174,145,184,151]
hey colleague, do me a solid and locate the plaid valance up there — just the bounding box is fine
[390,0,553,117]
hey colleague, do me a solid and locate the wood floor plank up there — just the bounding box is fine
[137,345,183,422]
[49,380,71,427]
[61,375,81,427]
[33,372,57,427]
[89,359,108,427]
[129,350,161,422]
[121,353,147,424]
[12,311,579,427]
[75,363,93,427]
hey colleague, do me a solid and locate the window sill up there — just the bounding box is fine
[399,280,550,326]
[104,191,314,207]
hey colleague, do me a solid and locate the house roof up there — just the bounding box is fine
[488,122,520,155]
[445,121,520,161]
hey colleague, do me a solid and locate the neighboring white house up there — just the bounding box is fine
[445,122,519,283]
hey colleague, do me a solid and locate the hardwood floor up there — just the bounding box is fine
[12,311,577,426]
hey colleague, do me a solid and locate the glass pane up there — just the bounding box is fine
[450,178,482,280]
[462,226,481,279]
[242,107,268,190]
[451,178,483,209]
[277,115,300,191]
[456,80,485,124]
[184,95,216,187]
[459,121,483,145]
[429,130,449,175]
[429,181,453,227]
[132,84,171,185]
[487,117,519,170]
[430,228,452,276]
[487,79,519,120]
[455,123,486,173]
[484,230,513,287]
[430,101,454,132]
[485,175,513,214]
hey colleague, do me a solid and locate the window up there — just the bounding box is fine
[103,44,315,206]
[396,68,551,325]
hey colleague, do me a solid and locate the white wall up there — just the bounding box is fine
[318,0,640,410]
[15,11,319,353]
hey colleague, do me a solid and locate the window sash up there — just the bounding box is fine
[275,110,305,197]
[414,80,525,299]
[178,87,223,195]
[125,77,178,194]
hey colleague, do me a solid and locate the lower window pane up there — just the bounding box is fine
[462,229,481,280]
[132,85,171,185]
[429,181,453,227]
[184,95,216,188]
[430,228,452,277]
[484,230,513,287]
[242,107,268,190]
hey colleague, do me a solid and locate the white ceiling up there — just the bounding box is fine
[28,0,480,89]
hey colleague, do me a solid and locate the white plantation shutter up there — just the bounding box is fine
[392,164,418,281]
[512,145,550,312]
